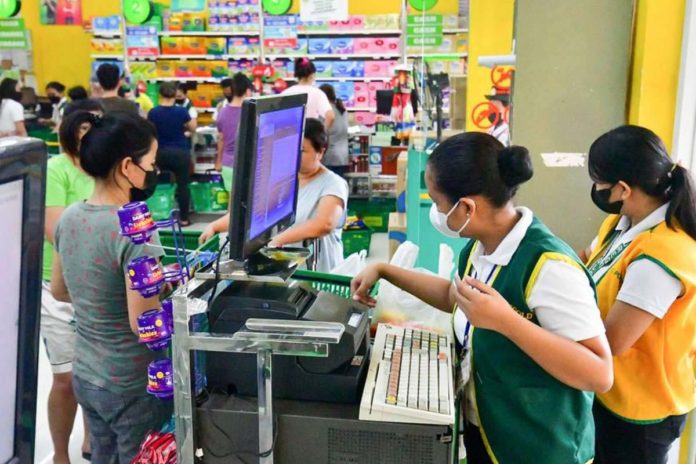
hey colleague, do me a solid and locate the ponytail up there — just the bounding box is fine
[59,110,97,158]
[335,98,346,114]
[666,165,696,240]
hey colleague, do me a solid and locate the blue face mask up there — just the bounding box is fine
[429,202,471,238]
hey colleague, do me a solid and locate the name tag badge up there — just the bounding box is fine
[457,344,472,395]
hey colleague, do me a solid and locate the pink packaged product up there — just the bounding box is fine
[383,38,400,54]
[364,60,395,77]
[354,111,377,126]
[353,38,373,54]
[350,16,365,29]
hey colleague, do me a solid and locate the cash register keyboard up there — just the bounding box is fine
[360,324,455,425]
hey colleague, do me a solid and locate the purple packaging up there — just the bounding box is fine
[117,202,156,244]
[162,298,174,333]
[137,308,172,351]
[330,38,354,54]
[147,358,174,399]
[127,256,165,298]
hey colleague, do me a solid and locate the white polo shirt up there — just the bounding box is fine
[588,203,682,318]
[454,207,605,345]
[456,207,605,426]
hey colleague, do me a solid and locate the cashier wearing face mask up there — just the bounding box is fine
[352,132,612,464]
[579,125,696,464]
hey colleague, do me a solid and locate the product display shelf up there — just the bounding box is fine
[158,30,260,37]
[265,53,402,60]
[298,29,402,36]
[346,107,377,112]
[92,32,123,38]
[92,54,125,60]
[406,52,469,59]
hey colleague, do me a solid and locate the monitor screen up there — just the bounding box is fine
[0,178,23,462]
[247,106,305,241]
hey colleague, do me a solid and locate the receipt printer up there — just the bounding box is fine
[206,280,370,403]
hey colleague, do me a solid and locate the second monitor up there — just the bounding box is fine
[227,93,308,265]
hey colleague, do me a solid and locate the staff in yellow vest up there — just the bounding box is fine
[579,125,696,464]
[353,132,613,464]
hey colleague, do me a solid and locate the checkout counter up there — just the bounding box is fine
[172,271,455,464]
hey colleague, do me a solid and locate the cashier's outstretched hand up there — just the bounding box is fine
[453,275,518,334]
[351,264,381,307]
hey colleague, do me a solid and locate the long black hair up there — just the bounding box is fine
[428,132,533,207]
[589,125,696,240]
[304,118,329,153]
[61,111,157,179]
[319,84,346,114]
[0,78,20,102]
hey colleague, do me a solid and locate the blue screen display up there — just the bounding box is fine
[247,106,304,241]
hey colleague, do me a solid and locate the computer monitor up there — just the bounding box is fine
[228,94,307,261]
[0,137,47,464]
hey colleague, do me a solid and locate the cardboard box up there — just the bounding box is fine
[388,212,407,260]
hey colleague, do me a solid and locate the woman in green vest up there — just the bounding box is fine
[352,132,613,464]
[579,125,696,463]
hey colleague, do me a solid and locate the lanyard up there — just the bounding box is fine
[461,264,498,348]
[587,230,630,277]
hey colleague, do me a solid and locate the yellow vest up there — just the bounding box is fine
[589,215,696,422]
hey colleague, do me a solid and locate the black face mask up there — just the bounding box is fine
[175,98,186,105]
[10,91,22,102]
[225,95,233,103]
[591,183,623,214]
[128,163,159,202]
[48,95,61,105]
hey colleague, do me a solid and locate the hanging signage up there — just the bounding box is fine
[0,18,27,49]
[171,0,205,11]
[0,0,20,19]
[407,14,443,47]
[123,0,153,25]
[126,26,159,57]
[263,15,298,49]
[299,0,347,22]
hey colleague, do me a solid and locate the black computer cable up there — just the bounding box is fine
[207,235,230,309]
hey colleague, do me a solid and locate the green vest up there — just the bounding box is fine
[458,217,595,464]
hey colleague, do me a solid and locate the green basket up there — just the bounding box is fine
[342,228,373,257]
[146,183,176,220]
[292,270,378,299]
[348,198,396,232]
[190,182,229,213]
[159,230,220,267]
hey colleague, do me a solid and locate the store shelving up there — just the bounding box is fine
[407,52,468,59]
[92,32,123,38]
[266,53,402,60]
[150,77,222,83]
[346,107,377,112]
[92,54,124,60]
[298,29,402,36]
[158,31,260,37]
[443,28,468,34]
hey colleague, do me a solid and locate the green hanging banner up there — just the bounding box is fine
[124,0,153,24]
[0,18,27,49]
[0,0,20,19]
[408,0,438,12]
[407,14,443,47]
[262,0,292,15]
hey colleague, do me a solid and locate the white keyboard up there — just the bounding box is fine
[359,324,455,425]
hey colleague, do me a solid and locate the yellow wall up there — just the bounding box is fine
[628,0,685,152]
[21,1,121,90]
[465,0,515,131]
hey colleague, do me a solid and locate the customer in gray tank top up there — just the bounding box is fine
[320,84,350,177]
[270,118,349,272]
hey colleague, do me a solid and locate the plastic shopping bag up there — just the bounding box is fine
[371,241,454,337]
[330,250,367,277]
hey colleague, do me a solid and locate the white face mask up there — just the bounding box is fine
[429,202,470,238]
